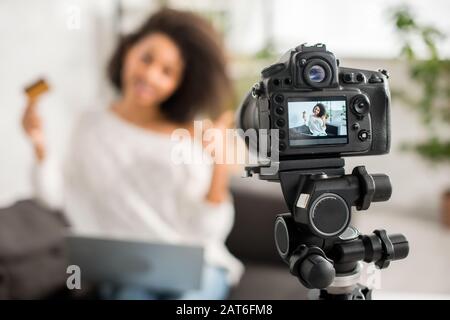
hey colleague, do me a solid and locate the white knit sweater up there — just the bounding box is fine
[32,109,244,285]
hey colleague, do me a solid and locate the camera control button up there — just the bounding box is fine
[343,73,354,83]
[356,73,365,83]
[275,106,285,115]
[279,142,286,151]
[352,123,360,130]
[358,130,370,141]
[379,69,390,79]
[276,119,285,127]
[351,94,370,117]
[279,130,286,139]
[369,74,383,83]
[274,94,284,103]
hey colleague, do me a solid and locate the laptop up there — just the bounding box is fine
[66,234,204,292]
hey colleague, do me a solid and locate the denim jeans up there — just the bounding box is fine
[100,265,230,300]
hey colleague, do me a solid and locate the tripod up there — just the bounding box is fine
[246,158,409,300]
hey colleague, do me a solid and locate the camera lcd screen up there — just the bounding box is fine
[288,98,348,146]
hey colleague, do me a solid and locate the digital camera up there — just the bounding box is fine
[237,43,391,160]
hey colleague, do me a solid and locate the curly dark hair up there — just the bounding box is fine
[314,103,326,117]
[108,8,232,123]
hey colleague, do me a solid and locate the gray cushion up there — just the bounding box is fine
[0,200,68,299]
[227,177,288,265]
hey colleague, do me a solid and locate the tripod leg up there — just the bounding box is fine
[310,284,372,300]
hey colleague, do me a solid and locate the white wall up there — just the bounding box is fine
[0,0,117,205]
[225,0,450,58]
[0,1,449,220]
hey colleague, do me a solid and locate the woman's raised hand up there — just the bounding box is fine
[202,110,234,164]
[22,98,46,162]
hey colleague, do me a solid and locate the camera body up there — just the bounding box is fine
[239,43,391,160]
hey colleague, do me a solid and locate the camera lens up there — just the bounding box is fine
[237,92,260,132]
[308,65,326,83]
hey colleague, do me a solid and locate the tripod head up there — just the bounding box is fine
[245,158,409,299]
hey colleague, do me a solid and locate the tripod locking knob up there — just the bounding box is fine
[289,246,336,289]
[300,254,335,289]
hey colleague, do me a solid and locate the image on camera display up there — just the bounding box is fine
[288,98,348,146]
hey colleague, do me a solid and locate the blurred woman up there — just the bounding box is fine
[22,8,243,300]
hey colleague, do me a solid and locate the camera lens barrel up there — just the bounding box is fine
[237,92,256,132]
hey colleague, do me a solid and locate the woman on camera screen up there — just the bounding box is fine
[303,103,328,136]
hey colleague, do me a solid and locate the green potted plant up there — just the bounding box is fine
[391,6,450,226]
